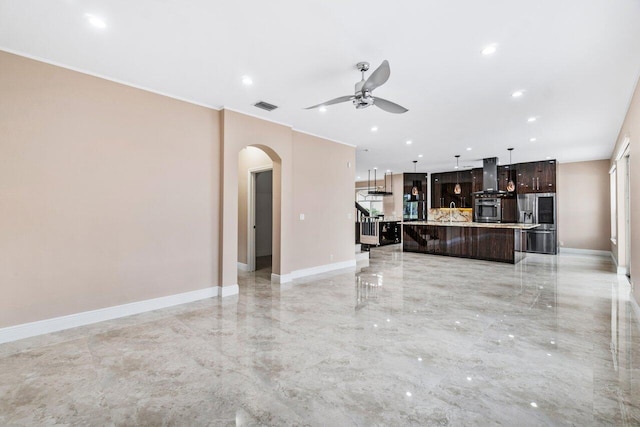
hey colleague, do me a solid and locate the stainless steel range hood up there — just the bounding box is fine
[474,157,507,196]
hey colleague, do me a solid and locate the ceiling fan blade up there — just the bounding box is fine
[373,97,409,114]
[362,60,390,92]
[305,95,354,110]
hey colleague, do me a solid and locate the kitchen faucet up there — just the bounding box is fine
[449,201,456,222]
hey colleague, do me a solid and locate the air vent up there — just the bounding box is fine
[254,101,278,111]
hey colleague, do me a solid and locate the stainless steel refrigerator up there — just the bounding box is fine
[517,193,557,254]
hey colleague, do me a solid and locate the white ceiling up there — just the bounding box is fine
[1,0,639,178]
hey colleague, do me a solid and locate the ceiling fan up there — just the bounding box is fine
[305,60,409,114]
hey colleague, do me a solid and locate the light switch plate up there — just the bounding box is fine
[299,213,305,220]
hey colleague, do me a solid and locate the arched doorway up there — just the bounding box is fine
[237,146,280,278]
[219,109,293,297]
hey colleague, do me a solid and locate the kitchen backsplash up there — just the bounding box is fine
[428,208,472,222]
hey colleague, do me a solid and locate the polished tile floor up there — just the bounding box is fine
[1,246,638,426]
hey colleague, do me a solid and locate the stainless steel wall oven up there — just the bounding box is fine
[474,197,501,223]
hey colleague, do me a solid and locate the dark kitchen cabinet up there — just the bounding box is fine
[539,160,556,192]
[471,168,483,193]
[516,160,556,193]
[501,197,517,223]
[431,173,443,207]
[403,173,428,221]
[498,165,517,194]
[431,170,472,208]
[403,224,521,263]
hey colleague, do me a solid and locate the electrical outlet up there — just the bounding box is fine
[299,213,305,221]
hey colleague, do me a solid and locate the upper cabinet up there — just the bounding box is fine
[430,159,556,208]
[403,173,428,221]
[497,165,517,194]
[516,160,556,193]
[471,168,483,193]
[431,170,473,208]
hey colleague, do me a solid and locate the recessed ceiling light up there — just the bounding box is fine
[373,167,377,170]
[319,106,327,113]
[527,117,537,122]
[481,44,497,56]
[530,137,537,142]
[386,169,391,173]
[546,156,552,159]
[466,147,472,151]
[241,76,253,86]
[85,13,106,29]
[357,176,361,179]
[371,126,378,132]
[406,140,412,145]
[511,90,524,98]
[418,154,423,158]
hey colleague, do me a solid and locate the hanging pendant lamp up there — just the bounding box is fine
[411,160,419,196]
[506,148,515,192]
[454,155,462,195]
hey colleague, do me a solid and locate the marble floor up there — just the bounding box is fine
[1,246,638,426]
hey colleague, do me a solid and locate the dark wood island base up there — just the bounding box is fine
[403,222,539,264]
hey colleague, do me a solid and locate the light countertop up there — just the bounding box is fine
[402,221,540,230]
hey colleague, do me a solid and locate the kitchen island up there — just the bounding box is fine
[403,221,540,264]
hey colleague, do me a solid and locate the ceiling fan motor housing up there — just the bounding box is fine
[354,92,374,109]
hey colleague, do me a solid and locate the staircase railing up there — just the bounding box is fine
[360,217,380,245]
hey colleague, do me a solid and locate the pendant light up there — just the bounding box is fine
[411,161,419,196]
[454,155,461,195]
[506,148,515,192]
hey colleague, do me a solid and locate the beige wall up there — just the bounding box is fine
[0,51,220,328]
[220,110,292,281]
[557,160,611,251]
[220,110,356,284]
[292,132,355,270]
[1,51,357,330]
[237,147,273,265]
[610,75,640,301]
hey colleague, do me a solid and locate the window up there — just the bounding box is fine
[355,189,384,217]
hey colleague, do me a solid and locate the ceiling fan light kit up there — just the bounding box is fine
[306,60,409,114]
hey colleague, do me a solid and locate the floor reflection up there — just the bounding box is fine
[355,273,383,310]
[1,245,638,425]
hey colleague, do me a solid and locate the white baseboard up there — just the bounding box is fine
[609,251,630,275]
[237,262,250,272]
[290,259,357,280]
[559,247,612,257]
[219,284,239,297]
[0,286,218,345]
[271,273,292,284]
[355,251,370,261]
[271,260,357,284]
